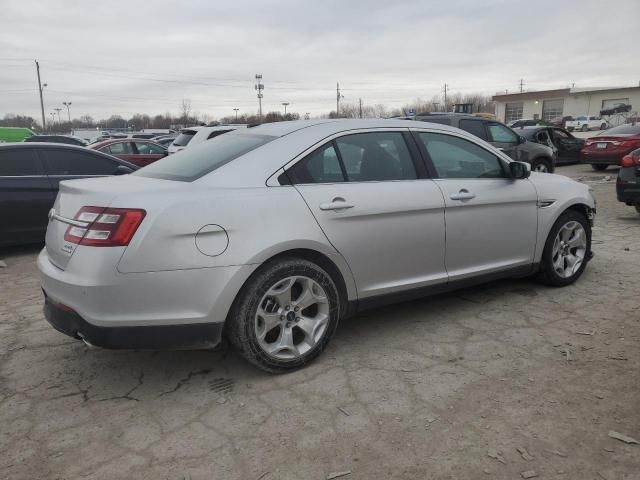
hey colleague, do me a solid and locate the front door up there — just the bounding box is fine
[552,128,582,162]
[133,141,167,166]
[413,130,538,281]
[287,130,447,299]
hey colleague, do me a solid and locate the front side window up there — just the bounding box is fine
[336,132,417,182]
[553,129,570,140]
[105,142,134,155]
[0,150,40,176]
[43,150,119,175]
[417,132,505,179]
[487,124,519,144]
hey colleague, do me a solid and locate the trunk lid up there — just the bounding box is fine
[45,175,181,270]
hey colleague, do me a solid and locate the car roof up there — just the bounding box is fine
[0,142,138,167]
[91,138,162,148]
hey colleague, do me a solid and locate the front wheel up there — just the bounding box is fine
[591,164,608,171]
[531,158,552,173]
[581,124,589,132]
[600,123,607,130]
[537,210,591,287]
[226,257,341,372]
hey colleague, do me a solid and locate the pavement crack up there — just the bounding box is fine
[157,369,212,397]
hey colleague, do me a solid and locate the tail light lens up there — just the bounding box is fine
[64,206,146,247]
[621,154,640,168]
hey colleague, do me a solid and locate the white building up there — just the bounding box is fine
[493,85,640,125]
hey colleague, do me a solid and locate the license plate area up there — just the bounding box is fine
[596,143,607,149]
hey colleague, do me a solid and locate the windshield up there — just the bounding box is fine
[598,124,640,136]
[172,130,197,147]
[134,132,276,181]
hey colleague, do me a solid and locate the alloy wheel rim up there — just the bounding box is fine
[254,276,329,360]
[552,221,587,278]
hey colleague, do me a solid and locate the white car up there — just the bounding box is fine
[39,119,596,372]
[167,125,245,154]
[566,116,608,132]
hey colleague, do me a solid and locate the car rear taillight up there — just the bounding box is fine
[621,154,640,168]
[64,206,146,247]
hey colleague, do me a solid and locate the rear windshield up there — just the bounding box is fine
[598,124,640,135]
[134,133,276,181]
[172,130,197,147]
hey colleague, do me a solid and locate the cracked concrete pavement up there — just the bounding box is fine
[1,163,639,479]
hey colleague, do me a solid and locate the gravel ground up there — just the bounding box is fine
[1,163,638,480]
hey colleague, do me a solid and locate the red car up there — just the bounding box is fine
[90,138,167,167]
[581,123,640,171]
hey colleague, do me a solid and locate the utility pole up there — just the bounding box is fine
[443,83,448,112]
[62,101,72,124]
[54,108,62,125]
[519,79,525,93]
[35,60,46,130]
[255,74,264,120]
[49,112,55,131]
[336,83,343,116]
[281,102,289,115]
[233,108,239,121]
[359,98,363,118]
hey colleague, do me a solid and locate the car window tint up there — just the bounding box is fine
[0,150,40,176]
[134,133,275,181]
[43,149,119,175]
[105,142,134,155]
[417,132,505,179]
[487,124,518,144]
[207,130,231,140]
[172,130,197,146]
[458,119,488,140]
[136,142,164,154]
[289,143,344,183]
[336,132,416,182]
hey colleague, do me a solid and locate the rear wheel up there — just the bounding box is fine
[591,164,608,171]
[600,123,607,130]
[537,210,591,287]
[531,158,552,173]
[226,258,341,372]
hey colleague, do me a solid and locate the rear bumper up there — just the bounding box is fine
[44,294,222,349]
[580,154,622,165]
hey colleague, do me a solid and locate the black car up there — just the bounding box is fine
[24,135,88,146]
[515,126,584,165]
[507,119,551,128]
[413,113,557,172]
[616,147,640,214]
[0,143,137,246]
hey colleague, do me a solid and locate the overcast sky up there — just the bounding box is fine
[1,0,638,123]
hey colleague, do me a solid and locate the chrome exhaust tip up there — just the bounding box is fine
[77,333,94,348]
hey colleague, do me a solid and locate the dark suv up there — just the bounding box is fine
[412,113,557,172]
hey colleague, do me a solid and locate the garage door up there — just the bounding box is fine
[542,99,564,121]
[504,102,523,123]
[602,98,630,109]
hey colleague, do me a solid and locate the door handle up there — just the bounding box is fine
[319,197,355,211]
[450,189,476,201]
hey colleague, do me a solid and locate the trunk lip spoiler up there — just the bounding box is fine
[48,208,90,228]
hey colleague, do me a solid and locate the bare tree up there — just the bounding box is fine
[180,99,191,125]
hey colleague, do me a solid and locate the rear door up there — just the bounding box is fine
[413,130,538,280]
[288,129,447,299]
[132,141,166,166]
[0,148,53,245]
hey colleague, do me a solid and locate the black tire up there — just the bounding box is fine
[226,257,341,373]
[531,158,552,173]
[635,205,640,214]
[591,164,608,171]
[581,124,589,132]
[600,123,607,130]
[537,210,591,287]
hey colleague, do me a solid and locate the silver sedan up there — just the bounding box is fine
[39,119,596,372]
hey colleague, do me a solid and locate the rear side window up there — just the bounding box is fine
[417,132,505,179]
[487,124,519,144]
[104,142,134,155]
[458,119,488,140]
[289,143,344,183]
[42,150,120,175]
[135,142,165,155]
[207,130,231,140]
[172,130,197,147]
[0,149,40,176]
[134,133,276,181]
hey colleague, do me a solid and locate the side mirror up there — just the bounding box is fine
[509,161,531,179]
[518,135,527,144]
[114,165,134,175]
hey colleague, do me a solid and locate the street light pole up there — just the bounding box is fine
[54,108,62,126]
[62,101,72,123]
[49,112,55,132]
[281,102,290,115]
[233,108,239,121]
